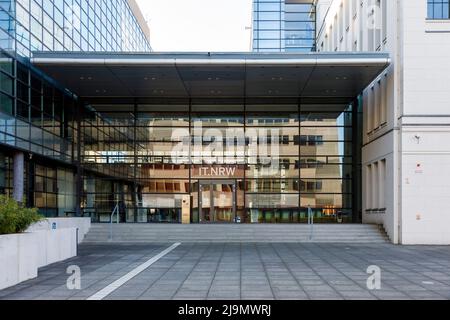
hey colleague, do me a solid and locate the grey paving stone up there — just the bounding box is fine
[274,293,309,300]
[208,295,241,300]
[2,242,450,301]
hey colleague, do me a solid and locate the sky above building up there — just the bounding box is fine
[136,0,253,52]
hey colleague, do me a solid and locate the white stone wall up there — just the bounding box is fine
[316,0,450,244]
[401,129,450,244]
[316,0,399,242]
[0,228,77,290]
[397,1,450,244]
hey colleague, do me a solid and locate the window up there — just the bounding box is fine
[379,159,386,211]
[352,0,358,19]
[427,0,450,19]
[366,164,372,211]
[344,0,350,31]
[253,0,316,52]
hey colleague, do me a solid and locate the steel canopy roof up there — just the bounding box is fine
[31,52,390,104]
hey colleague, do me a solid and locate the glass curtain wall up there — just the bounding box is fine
[0,150,76,216]
[253,0,316,52]
[1,57,78,164]
[14,0,151,58]
[1,0,152,215]
[81,100,355,224]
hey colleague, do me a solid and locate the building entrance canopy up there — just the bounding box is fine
[31,52,389,104]
[28,52,390,224]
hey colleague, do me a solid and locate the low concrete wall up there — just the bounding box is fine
[0,233,38,290]
[0,228,78,290]
[0,218,89,290]
[32,229,78,268]
[28,218,91,243]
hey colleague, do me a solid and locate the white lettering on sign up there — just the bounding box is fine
[199,167,236,177]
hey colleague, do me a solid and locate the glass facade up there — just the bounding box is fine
[1,59,79,164]
[253,0,316,52]
[0,0,151,216]
[427,0,450,19]
[79,100,356,224]
[1,1,364,224]
[6,0,151,57]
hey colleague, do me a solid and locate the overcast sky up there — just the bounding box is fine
[136,0,253,52]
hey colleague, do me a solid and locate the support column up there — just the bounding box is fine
[13,152,25,204]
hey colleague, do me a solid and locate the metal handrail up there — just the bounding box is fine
[109,203,120,241]
[308,207,314,241]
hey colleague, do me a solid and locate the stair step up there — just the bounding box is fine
[83,223,389,244]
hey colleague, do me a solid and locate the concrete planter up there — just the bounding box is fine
[0,218,91,290]
[28,218,91,243]
[0,233,38,290]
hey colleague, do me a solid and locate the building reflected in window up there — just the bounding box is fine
[79,101,354,224]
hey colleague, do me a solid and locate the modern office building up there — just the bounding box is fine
[31,51,389,226]
[0,0,151,216]
[1,0,449,245]
[253,0,317,52]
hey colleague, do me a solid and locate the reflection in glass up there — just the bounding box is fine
[78,103,355,224]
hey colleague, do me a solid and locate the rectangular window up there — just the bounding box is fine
[366,164,372,211]
[427,0,450,19]
[382,0,387,43]
[363,90,370,135]
[372,162,378,210]
[380,74,388,125]
[339,5,344,43]
[373,82,380,129]
[352,0,358,19]
[379,159,386,211]
[344,0,350,30]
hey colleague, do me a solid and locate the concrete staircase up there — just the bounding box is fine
[83,224,390,243]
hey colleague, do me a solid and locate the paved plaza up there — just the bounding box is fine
[1,243,450,300]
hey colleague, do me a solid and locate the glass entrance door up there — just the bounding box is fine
[199,181,236,223]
